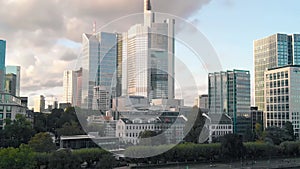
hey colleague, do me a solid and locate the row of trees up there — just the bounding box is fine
[124,136,300,165]
[0,107,87,148]
[0,146,118,169]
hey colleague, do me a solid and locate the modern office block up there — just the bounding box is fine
[6,66,20,96]
[122,0,175,101]
[81,32,117,110]
[208,69,251,135]
[5,73,16,96]
[34,95,45,113]
[0,40,6,92]
[254,33,300,111]
[264,65,300,137]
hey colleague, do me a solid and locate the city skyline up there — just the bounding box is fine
[0,0,300,107]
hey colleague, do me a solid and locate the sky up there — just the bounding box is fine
[0,0,300,107]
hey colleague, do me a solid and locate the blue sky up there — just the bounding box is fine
[194,0,300,72]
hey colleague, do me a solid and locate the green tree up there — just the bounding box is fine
[255,123,263,141]
[0,144,36,169]
[48,149,81,169]
[220,134,245,160]
[284,121,295,141]
[183,107,205,143]
[28,132,56,153]
[1,115,35,147]
[56,121,85,136]
[264,126,292,145]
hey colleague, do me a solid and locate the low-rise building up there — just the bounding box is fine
[0,93,27,129]
[203,113,233,143]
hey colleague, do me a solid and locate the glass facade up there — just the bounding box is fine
[0,40,6,92]
[254,33,300,111]
[264,65,300,137]
[122,0,175,101]
[5,66,20,96]
[81,33,117,110]
[209,70,251,134]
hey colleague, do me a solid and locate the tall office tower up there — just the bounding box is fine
[194,94,209,109]
[6,66,20,96]
[0,40,6,92]
[94,32,117,111]
[116,33,123,97]
[264,65,300,137]
[34,95,45,113]
[81,32,117,110]
[5,73,16,96]
[208,70,251,134]
[63,70,77,104]
[123,0,175,100]
[254,33,300,111]
[75,68,82,107]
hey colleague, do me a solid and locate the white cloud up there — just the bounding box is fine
[0,0,212,105]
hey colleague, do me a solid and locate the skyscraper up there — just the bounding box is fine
[6,66,21,96]
[5,73,16,96]
[81,32,117,110]
[63,70,77,104]
[208,69,251,134]
[254,33,300,111]
[264,65,300,137]
[122,0,175,100]
[34,95,45,113]
[0,40,6,92]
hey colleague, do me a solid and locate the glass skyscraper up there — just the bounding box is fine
[81,32,117,110]
[208,70,251,134]
[122,0,175,100]
[6,66,20,96]
[0,40,6,92]
[254,33,300,111]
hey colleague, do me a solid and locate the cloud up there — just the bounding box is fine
[0,0,212,103]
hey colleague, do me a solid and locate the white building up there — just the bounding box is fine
[122,0,175,101]
[0,93,27,129]
[194,94,208,109]
[63,70,76,104]
[34,95,45,113]
[116,111,187,145]
[264,65,300,137]
[203,113,233,143]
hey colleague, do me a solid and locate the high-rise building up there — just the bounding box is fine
[264,65,300,137]
[5,73,16,96]
[208,69,251,134]
[0,40,6,92]
[254,33,300,111]
[122,0,175,101]
[34,95,45,113]
[194,94,209,109]
[81,32,117,110]
[6,66,20,96]
[63,70,77,104]
[63,68,83,107]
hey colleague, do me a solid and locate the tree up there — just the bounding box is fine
[264,126,292,145]
[28,132,56,153]
[48,149,80,169]
[56,121,85,136]
[1,115,35,148]
[183,107,206,143]
[0,144,36,169]
[284,121,295,141]
[220,134,245,160]
[255,123,263,141]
